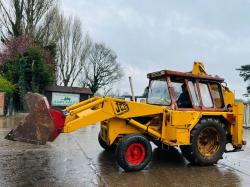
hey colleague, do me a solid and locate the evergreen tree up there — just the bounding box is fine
[237,65,250,94]
[3,47,53,110]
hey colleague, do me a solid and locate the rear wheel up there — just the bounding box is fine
[115,134,152,171]
[98,133,116,152]
[180,118,226,165]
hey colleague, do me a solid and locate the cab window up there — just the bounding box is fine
[147,80,171,105]
[188,81,199,106]
[172,80,192,108]
[210,83,224,108]
[199,82,213,108]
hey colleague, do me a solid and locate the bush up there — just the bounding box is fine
[2,47,54,111]
[0,75,15,94]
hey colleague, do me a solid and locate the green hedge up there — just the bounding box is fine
[0,75,15,94]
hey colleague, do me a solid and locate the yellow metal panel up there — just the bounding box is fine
[166,110,192,145]
[69,98,104,115]
[223,88,235,108]
[102,98,118,116]
[164,126,176,144]
[104,118,141,145]
[232,102,244,145]
[161,111,169,144]
[63,109,113,133]
[107,98,165,118]
[170,111,201,127]
[175,128,190,145]
[191,61,207,76]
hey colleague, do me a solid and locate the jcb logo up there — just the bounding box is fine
[115,102,129,114]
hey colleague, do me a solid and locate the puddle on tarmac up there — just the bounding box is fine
[0,116,249,186]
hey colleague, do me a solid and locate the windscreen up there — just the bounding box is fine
[147,80,171,105]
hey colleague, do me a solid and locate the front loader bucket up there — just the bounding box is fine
[5,92,65,145]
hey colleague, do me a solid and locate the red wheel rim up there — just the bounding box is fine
[125,143,146,165]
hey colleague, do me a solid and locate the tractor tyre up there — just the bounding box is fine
[115,134,152,171]
[180,118,226,166]
[98,133,116,152]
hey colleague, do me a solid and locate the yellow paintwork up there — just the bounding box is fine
[192,61,207,76]
[232,102,244,146]
[63,97,164,133]
[62,62,244,149]
[62,96,244,148]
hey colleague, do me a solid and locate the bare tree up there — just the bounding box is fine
[81,43,124,94]
[56,16,91,86]
[0,0,25,39]
[102,85,113,96]
[103,86,121,97]
[0,0,56,42]
[35,5,61,46]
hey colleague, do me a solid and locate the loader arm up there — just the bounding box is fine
[5,92,165,145]
[63,97,165,133]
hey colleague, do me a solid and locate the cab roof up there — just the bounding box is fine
[147,70,224,83]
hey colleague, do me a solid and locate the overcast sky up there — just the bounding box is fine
[61,0,250,98]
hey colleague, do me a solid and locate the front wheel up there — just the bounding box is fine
[180,118,226,165]
[115,134,152,171]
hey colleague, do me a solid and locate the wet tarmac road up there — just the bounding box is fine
[1,115,250,186]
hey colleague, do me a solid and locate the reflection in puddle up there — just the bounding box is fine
[0,116,247,186]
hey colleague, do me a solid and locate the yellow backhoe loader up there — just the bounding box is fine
[5,62,246,171]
